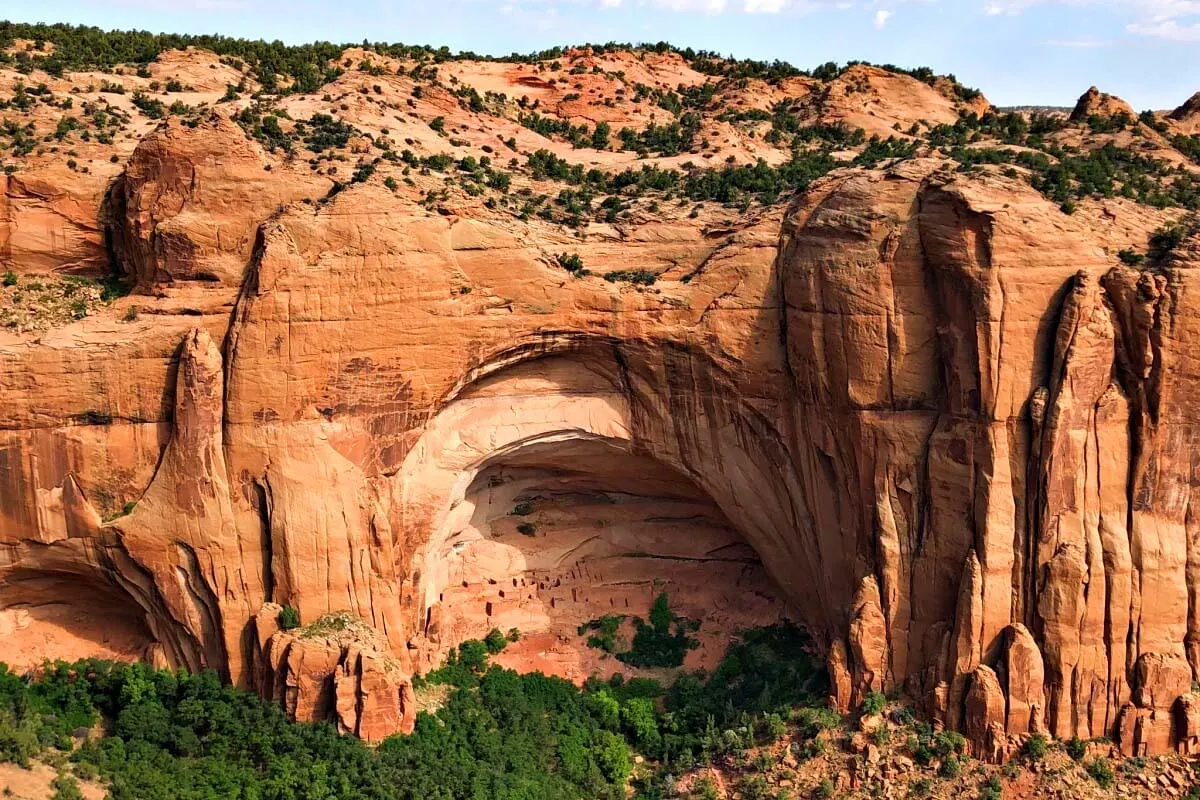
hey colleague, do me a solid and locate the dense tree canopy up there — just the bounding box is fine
[0,623,826,800]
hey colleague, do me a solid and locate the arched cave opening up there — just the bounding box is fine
[0,567,157,671]
[418,436,795,682]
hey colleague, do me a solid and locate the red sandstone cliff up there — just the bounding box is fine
[1,43,1199,759]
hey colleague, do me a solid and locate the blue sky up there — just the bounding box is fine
[4,0,1199,109]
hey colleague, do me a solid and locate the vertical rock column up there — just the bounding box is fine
[114,329,259,679]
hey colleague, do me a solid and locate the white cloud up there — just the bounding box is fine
[1127,17,1200,37]
[744,0,789,12]
[1138,0,1200,15]
[652,0,729,11]
[477,0,1200,30]
[981,0,1037,12]
[480,0,934,25]
[110,0,249,8]
[486,0,1193,32]
[978,0,1200,40]
[497,0,924,20]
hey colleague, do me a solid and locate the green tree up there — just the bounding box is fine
[861,691,886,716]
[621,697,661,752]
[51,772,84,800]
[1086,757,1115,789]
[591,121,611,150]
[619,592,699,668]
[278,604,301,630]
[0,709,40,767]
[458,639,490,672]
[0,622,828,800]
[1066,736,1087,761]
[586,689,621,730]
[483,628,508,654]
[557,252,585,274]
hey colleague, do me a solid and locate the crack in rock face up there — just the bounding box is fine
[2,59,1200,762]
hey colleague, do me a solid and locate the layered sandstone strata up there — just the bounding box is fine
[2,98,1200,761]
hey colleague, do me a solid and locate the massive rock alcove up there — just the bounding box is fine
[0,526,215,676]
[0,555,154,671]
[399,354,794,679]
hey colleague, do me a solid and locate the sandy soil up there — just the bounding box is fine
[0,762,106,800]
[0,604,151,672]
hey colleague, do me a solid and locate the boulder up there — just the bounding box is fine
[1070,86,1136,121]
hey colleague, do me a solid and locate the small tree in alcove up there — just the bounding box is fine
[618,592,700,669]
[484,628,509,654]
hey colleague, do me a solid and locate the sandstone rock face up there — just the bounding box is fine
[252,604,413,741]
[815,65,988,139]
[263,634,413,742]
[5,86,1200,758]
[112,111,325,288]
[1070,86,1136,121]
[848,576,888,707]
[964,666,1008,762]
[1,168,113,276]
[335,647,415,741]
[1002,623,1045,735]
[777,160,1199,759]
[1169,91,1200,133]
